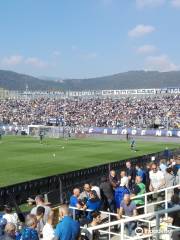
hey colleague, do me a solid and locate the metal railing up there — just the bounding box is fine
[69,184,180,240]
[87,206,180,240]
[131,184,180,216]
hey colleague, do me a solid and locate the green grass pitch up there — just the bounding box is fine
[0,136,179,187]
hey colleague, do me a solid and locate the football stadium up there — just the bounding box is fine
[0,1,180,240]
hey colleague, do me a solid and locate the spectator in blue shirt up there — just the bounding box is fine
[83,190,101,222]
[164,147,172,160]
[54,205,80,240]
[69,188,81,208]
[69,188,81,219]
[0,214,7,237]
[115,178,130,213]
[135,164,146,184]
[21,214,39,240]
[170,158,180,176]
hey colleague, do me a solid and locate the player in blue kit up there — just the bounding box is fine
[130,138,136,151]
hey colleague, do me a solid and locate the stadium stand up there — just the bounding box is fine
[0,95,179,129]
[0,93,180,239]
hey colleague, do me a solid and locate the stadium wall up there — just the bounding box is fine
[0,148,179,209]
[86,127,180,138]
[1,125,180,138]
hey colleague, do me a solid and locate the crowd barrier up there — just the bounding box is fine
[69,184,180,239]
[86,206,180,240]
[0,148,179,210]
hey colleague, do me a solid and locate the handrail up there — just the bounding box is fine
[87,206,180,240]
[87,212,155,231]
[69,205,153,239]
[131,183,180,200]
[131,183,180,216]
[69,184,180,216]
[98,230,153,240]
[69,205,126,218]
[87,206,180,239]
[68,185,180,239]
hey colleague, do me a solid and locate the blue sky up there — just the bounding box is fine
[0,0,180,78]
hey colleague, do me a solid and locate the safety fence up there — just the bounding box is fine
[70,184,180,240]
[86,206,180,240]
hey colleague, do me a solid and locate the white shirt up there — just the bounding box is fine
[176,169,180,185]
[42,223,55,240]
[3,213,18,226]
[149,170,165,190]
[120,176,129,188]
[91,186,101,199]
[31,205,51,222]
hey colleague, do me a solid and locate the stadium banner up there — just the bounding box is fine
[5,87,180,100]
[102,89,157,95]
[48,118,57,124]
[86,127,180,137]
[47,117,64,125]
[166,87,180,94]
[68,88,180,97]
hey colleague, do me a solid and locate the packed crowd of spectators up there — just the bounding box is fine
[0,156,180,240]
[0,95,179,129]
